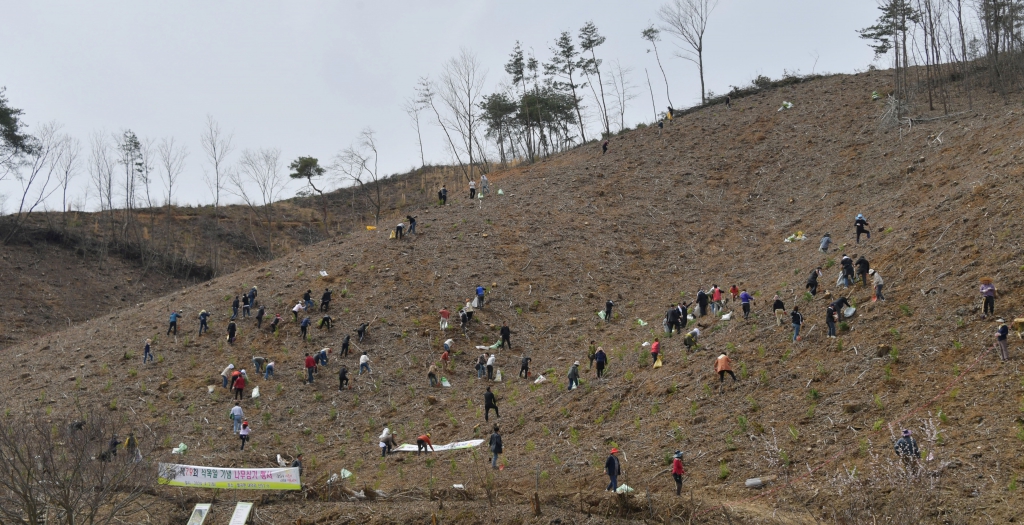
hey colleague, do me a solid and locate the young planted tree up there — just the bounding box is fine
[230,147,286,259]
[641,26,674,110]
[545,31,588,143]
[657,0,719,105]
[579,21,611,137]
[288,156,330,227]
[333,129,385,225]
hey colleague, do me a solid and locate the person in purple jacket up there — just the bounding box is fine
[739,290,755,320]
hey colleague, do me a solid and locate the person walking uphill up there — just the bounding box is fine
[320,288,332,312]
[567,361,580,390]
[819,232,832,253]
[232,372,246,400]
[980,278,997,318]
[772,295,786,326]
[167,310,181,335]
[484,386,500,421]
[791,307,803,342]
[604,300,614,322]
[338,365,349,390]
[198,310,210,336]
[855,255,871,286]
[255,305,265,328]
[870,269,885,301]
[489,425,503,469]
[825,305,838,339]
[605,448,622,491]
[594,347,607,377]
[739,290,754,320]
[715,352,737,383]
[227,320,237,344]
[230,402,244,434]
[231,296,240,320]
[855,214,871,243]
[476,285,486,308]
[359,351,371,375]
[239,422,251,450]
[300,316,311,340]
[806,267,823,296]
[143,339,154,364]
[650,339,661,365]
[304,353,316,384]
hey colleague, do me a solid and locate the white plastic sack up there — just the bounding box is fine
[207,385,215,393]
[598,311,606,320]
[319,270,328,277]
[721,312,733,321]
[636,319,648,327]
[497,189,504,195]
[843,306,856,318]
[642,341,651,347]
[494,370,503,382]
[534,374,547,384]
[251,386,260,398]
[615,484,635,494]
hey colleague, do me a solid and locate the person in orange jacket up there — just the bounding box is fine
[671,451,686,495]
[416,434,434,455]
[715,352,737,383]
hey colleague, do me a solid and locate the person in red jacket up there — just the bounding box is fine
[416,434,434,455]
[304,352,316,384]
[232,372,246,400]
[650,338,661,365]
[671,451,686,495]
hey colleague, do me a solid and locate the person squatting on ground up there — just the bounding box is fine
[567,361,580,390]
[319,315,333,330]
[338,365,349,390]
[484,386,500,421]
[819,232,832,252]
[716,352,737,383]
[684,329,700,350]
[489,425,503,469]
[417,434,434,455]
[605,448,622,491]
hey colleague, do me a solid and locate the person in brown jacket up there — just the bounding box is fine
[715,353,737,383]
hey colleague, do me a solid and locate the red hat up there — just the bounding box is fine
[610,448,620,454]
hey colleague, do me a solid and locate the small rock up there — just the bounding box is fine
[482,233,489,238]
[20,373,31,380]
[427,396,438,405]
[158,382,169,391]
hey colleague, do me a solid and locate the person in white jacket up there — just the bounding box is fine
[359,351,371,375]
[379,424,396,456]
[486,354,496,380]
[870,269,885,301]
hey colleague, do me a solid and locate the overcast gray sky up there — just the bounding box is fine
[1,1,879,210]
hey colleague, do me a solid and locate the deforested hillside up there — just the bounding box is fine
[4,69,1024,524]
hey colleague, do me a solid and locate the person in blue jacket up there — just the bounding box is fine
[167,310,181,335]
[476,285,486,308]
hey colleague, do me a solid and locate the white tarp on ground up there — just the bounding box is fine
[393,439,485,453]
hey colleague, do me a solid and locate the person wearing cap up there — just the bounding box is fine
[416,433,434,455]
[198,310,210,335]
[869,269,885,301]
[854,214,870,243]
[715,353,737,383]
[239,421,251,450]
[894,429,919,459]
[819,232,832,253]
[428,363,439,387]
[980,278,997,318]
[996,321,1010,361]
[143,339,154,364]
[650,338,661,365]
[594,347,608,377]
[671,451,686,495]
[567,361,580,390]
[221,363,235,388]
[605,448,622,491]
[269,313,282,333]
[230,401,244,434]
[489,425,503,469]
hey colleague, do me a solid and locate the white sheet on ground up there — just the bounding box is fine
[393,439,485,452]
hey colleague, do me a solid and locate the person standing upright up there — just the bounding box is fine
[500,323,511,350]
[996,321,1010,362]
[980,278,997,318]
[855,214,871,243]
[489,425,503,469]
[739,290,754,320]
[605,448,622,491]
[604,300,614,322]
[484,386,500,421]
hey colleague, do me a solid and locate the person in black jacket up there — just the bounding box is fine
[806,268,822,296]
[791,307,803,342]
[338,365,349,390]
[484,386,500,421]
[406,215,417,235]
[255,305,265,328]
[227,321,237,344]
[695,289,709,317]
[605,448,622,491]
[894,429,918,459]
[855,255,870,286]
[840,255,855,287]
[772,295,787,326]
[519,355,532,378]
[825,306,837,338]
[231,296,240,320]
[604,300,614,322]
[489,425,503,469]
[500,323,512,350]
[320,289,332,312]
[241,294,251,318]
[855,214,870,243]
[340,334,350,357]
[356,323,368,342]
[666,307,681,334]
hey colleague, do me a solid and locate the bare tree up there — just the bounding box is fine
[403,97,427,168]
[229,147,286,259]
[2,122,64,244]
[157,137,188,209]
[89,132,116,216]
[658,0,719,105]
[606,60,638,132]
[332,128,386,225]
[55,135,81,221]
[433,48,487,183]
[0,410,155,525]
[200,115,233,210]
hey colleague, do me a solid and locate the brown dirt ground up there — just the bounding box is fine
[5,69,1024,523]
